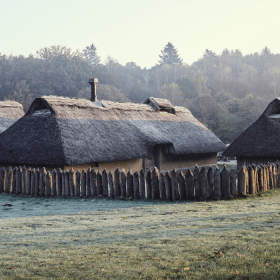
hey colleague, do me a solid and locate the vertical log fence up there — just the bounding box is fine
[1,161,280,201]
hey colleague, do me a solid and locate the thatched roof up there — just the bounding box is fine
[0,101,24,133]
[0,96,226,166]
[223,98,280,157]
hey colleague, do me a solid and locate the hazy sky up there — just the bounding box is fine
[1,0,280,68]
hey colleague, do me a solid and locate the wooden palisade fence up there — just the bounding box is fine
[0,162,279,201]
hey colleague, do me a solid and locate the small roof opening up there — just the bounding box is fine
[268,114,280,118]
[31,109,51,117]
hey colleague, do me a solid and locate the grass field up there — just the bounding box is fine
[0,190,280,279]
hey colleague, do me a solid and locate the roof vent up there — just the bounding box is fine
[31,109,51,117]
[269,114,280,118]
[143,97,175,114]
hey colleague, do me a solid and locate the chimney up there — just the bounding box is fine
[88,78,99,102]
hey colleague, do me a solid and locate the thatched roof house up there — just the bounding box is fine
[0,101,24,133]
[223,98,280,170]
[0,95,225,172]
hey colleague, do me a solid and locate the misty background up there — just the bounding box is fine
[1,43,279,144]
[1,0,280,144]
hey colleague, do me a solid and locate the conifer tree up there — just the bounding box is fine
[82,43,101,65]
[158,42,182,65]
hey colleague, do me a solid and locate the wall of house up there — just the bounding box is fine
[237,157,280,171]
[98,158,142,173]
[0,158,143,174]
[144,146,217,172]
[0,153,217,175]
[65,158,142,174]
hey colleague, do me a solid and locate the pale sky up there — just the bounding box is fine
[1,0,280,68]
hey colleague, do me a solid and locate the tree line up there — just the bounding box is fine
[1,43,280,143]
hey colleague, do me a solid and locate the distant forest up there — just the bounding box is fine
[1,43,280,143]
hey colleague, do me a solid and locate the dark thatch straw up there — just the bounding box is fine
[223,98,280,157]
[0,96,225,166]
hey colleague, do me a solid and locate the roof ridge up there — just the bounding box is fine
[0,101,23,108]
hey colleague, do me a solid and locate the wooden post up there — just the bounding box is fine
[51,169,57,197]
[5,167,12,194]
[252,165,257,193]
[0,167,5,194]
[30,168,36,196]
[133,171,140,199]
[248,166,255,195]
[220,166,229,199]
[86,167,91,197]
[35,168,40,196]
[62,170,65,197]
[127,170,133,198]
[269,163,274,190]
[257,165,260,193]
[57,168,62,196]
[46,172,51,197]
[64,170,70,197]
[268,164,274,190]
[26,167,31,196]
[178,172,186,201]
[238,166,247,195]
[207,167,214,200]
[267,164,271,190]
[152,167,160,200]
[21,166,26,195]
[159,171,166,200]
[96,171,102,196]
[199,167,208,201]
[11,167,16,194]
[276,161,280,187]
[108,171,113,198]
[69,168,74,197]
[75,170,81,197]
[266,165,270,190]
[16,167,22,195]
[120,169,126,198]
[273,164,277,190]
[146,169,152,200]
[114,168,120,198]
[194,165,200,200]
[90,169,96,197]
[165,171,172,201]
[258,166,264,192]
[170,169,178,201]
[262,165,266,191]
[39,167,47,197]
[274,163,278,189]
[230,169,237,196]
[262,165,267,191]
[139,168,145,199]
[185,169,194,200]
[102,169,108,197]
[214,166,221,199]
[81,169,86,197]
[245,165,249,193]
[275,162,279,187]
[265,164,269,190]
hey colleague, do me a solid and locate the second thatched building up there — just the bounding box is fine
[223,98,280,170]
[0,101,24,133]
